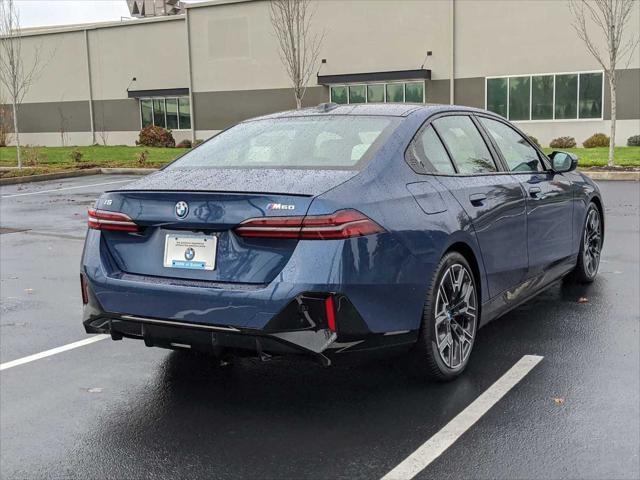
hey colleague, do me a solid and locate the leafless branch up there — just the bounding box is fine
[269,0,324,109]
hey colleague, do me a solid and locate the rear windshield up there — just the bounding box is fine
[167,115,400,170]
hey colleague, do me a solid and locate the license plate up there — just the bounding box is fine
[163,234,217,270]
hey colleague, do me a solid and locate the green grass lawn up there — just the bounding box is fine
[542,147,640,168]
[0,145,638,176]
[0,145,185,170]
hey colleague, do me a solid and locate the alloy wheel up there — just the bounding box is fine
[434,263,477,369]
[583,208,602,278]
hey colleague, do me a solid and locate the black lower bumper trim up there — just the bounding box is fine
[85,314,334,366]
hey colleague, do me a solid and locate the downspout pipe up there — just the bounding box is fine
[185,8,196,143]
[84,29,96,144]
[450,0,455,105]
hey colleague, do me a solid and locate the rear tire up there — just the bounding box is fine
[568,203,602,284]
[412,252,479,381]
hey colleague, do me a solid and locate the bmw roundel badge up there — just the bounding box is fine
[175,201,189,219]
[184,247,196,261]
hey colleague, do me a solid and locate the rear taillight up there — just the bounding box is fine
[88,208,139,232]
[235,209,385,240]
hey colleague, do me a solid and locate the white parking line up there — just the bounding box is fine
[0,335,109,371]
[381,354,544,480]
[1,179,131,198]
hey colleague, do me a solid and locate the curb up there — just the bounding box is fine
[0,168,101,185]
[100,167,158,175]
[0,167,157,186]
[581,170,640,181]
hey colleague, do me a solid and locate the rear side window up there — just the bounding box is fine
[432,116,497,174]
[167,115,400,170]
[479,117,544,173]
[411,126,456,174]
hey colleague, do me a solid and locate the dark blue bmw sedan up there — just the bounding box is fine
[81,103,604,380]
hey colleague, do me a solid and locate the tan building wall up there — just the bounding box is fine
[188,0,451,93]
[88,18,187,101]
[455,0,640,78]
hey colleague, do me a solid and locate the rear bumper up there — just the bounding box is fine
[84,311,417,366]
[82,273,417,364]
[82,229,428,334]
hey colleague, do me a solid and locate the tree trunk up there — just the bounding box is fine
[295,95,302,109]
[608,73,616,167]
[11,100,21,169]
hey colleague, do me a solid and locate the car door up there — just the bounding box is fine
[477,116,574,277]
[428,114,529,299]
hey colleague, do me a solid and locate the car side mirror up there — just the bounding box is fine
[549,151,578,173]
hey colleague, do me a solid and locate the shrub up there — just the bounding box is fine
[136,125,175,148]
[549,136,577,149]
[136,149,149,167]
[583,132,610,148]
[176,139,192,148]
[527,135,541,148]
[627,135,640,147]
[69,149,83,164]
[194,138,204,147]
[23,146,47,167]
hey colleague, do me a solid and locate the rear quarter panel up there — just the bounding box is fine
[307,113,488,333]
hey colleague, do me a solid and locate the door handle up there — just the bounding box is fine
[469,193,487,206]
[528,186,544,199]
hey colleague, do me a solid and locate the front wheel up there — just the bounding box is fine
[569,203,603,284]
[413,252,478,381]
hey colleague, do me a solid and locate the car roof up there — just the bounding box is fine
[246,103,497,121]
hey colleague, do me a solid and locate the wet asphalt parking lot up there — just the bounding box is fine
[0,175,638,480]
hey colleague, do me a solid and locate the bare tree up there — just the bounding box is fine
[269,0,323,109]
[569,0,639,166]
[0,0,44,168]
[57,106,69,147]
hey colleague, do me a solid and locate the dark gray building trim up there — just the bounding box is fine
[194,86,327,130]
[93,99,142,132]
[317,69,431,85]
[453,77,485,109]
[127,88,189,98]
[604,68,640,121]
[14,101,91,133]
[426,79,451,105]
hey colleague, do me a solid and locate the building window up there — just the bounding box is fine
[508,76,530,121]
[140,99,153,127]
[178,98,191,129]
[330,86,348,104]
[140,97,191,130]
[486,71,603,121]
[405,82,425,103]
[555,74,578,119]
[329,81,425,104]
[579,72,603,119]
[367,84,385,102]
[486,78,507,118]
[349,85,366,104]
[386,83,404,103]
[531,75,554,120]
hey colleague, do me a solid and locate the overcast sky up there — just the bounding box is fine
[15,1,131,28]
[15,0,201,29]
